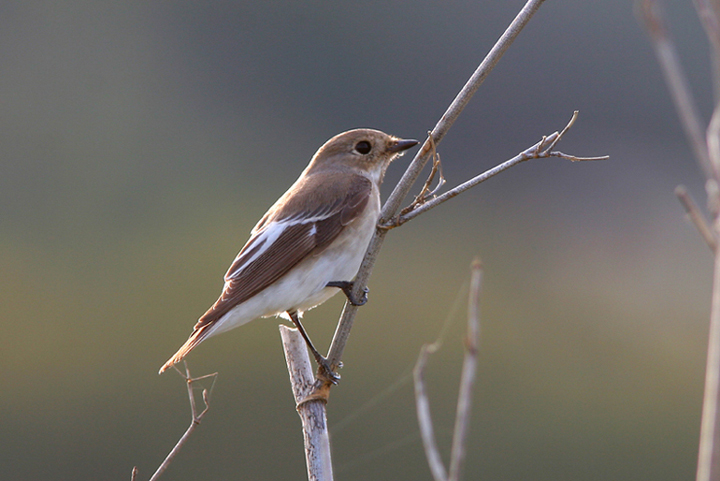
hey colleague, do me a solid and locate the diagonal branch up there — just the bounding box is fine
[693,0,720,103]
[384,111,607,228]
[136,363,217,481]
[398,132,446,219]
[676,185,717,251]
[637,0,717,181]
[323,0,548,381]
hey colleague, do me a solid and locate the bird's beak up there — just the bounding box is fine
[388,138,419,153]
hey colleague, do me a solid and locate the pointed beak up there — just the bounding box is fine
[388,138,419,153]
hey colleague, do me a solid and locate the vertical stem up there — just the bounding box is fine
[414,343,448,481]
[448,259,482,481]
[280,326,333,481]
[698,219,720,481]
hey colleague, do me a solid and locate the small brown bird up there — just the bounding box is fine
[160,129,417,376]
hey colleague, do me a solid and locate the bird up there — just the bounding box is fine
[159,128,418,378]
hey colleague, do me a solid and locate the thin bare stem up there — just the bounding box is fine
[676,185,717,251]
[146,363,217,481]
[693,0,720,102]
[641,3,720,481]
[413,259,484,481]
[698,231,720,481]
[414,342,447,481]
[637,0,716,181]
[708,109,720,216]
[390,112,607,227]
[324,0,547,379]
[280,326,334,481]
[397,132,446,220]
[448,258,483,481]
[698,59,720,481]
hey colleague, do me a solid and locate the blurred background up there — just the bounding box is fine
[0,1,713,479]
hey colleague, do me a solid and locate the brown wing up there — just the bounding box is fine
[194,173,372,330]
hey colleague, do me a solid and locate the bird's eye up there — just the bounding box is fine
[354,141,372,155]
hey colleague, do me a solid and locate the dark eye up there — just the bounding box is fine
[354,140,372,155]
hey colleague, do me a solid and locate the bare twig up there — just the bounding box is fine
[448,258,482,481]
[143,363,217,481]
[693,0,720,102]
[709,110,720,216]
[414,342,447,481]
[698,241,720,481]
[641,3,720,481]
[280,326,333,481]
[698,106,720,481]
[676,185,717,251]
[702,54,720,481]
[386,112,607,227]
[324,0,548,382]
[637,0,716,181]
[397,132,446,219]
[414,258,484,481]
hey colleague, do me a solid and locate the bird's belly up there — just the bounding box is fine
[267,218,375,315]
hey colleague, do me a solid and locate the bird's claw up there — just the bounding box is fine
[326,281,369,307]
[316,357,341,385]
[352,287,369,306]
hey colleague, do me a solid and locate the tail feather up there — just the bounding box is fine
[159,324,214,374]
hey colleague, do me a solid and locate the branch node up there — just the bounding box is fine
[145,363,218,481]
[297,382,332,409]
[377,215,403,231]
[399,131,447,218]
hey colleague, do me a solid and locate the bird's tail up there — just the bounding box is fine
[158,324,213,374]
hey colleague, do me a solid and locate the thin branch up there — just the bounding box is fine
[386,112,607,228]
[637,0,717,181]
[641,3,720,481]
[693,0,720,103]
[414,342,447,481]
[382,0,548,223]
[708,109,720,216]
[676,185,717,251]
[324,0,547,381]
[398,132,446,219]
[280,326,334,481]
[698,235,720,481]
[448,258,483,481]
[142,363,217,481]
[414,258,484,481]
[699,51,720,481]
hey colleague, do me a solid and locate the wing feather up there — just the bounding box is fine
[194,173,373,330]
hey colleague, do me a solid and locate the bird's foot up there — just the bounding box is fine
[326,281,369,306]
[314,355,341,385]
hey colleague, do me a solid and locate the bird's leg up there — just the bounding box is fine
[287,310,340,384]
[326,280,369,306]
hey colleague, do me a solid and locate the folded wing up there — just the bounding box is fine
[194,172,372,331]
